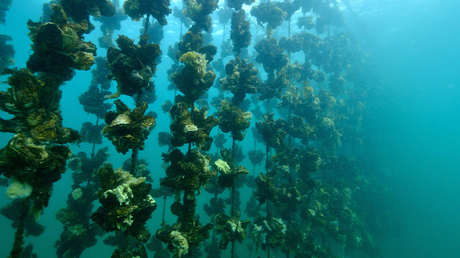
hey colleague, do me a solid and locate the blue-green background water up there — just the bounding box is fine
[1,0,460,257]
[347,1,460,257]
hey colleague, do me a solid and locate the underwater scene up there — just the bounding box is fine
[1,0,460,257]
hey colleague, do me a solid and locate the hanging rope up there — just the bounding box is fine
[144,14,151,35]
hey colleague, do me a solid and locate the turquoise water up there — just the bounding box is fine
[348,1,460,257]
[1,0,460,257]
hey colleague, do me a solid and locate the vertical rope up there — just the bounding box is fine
[288,18,291,62]
[9,198,30,258]
[130,147,138,175]
[144,14,150,35]
[162,196,167,222]
[231,137,236,258]
[90,117,99,159]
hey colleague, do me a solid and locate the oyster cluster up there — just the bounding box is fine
[123,0,172,25]
[106,34,161,98]
[92,164,157,243]
[27,4,97,81]
[103,100,156,154]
